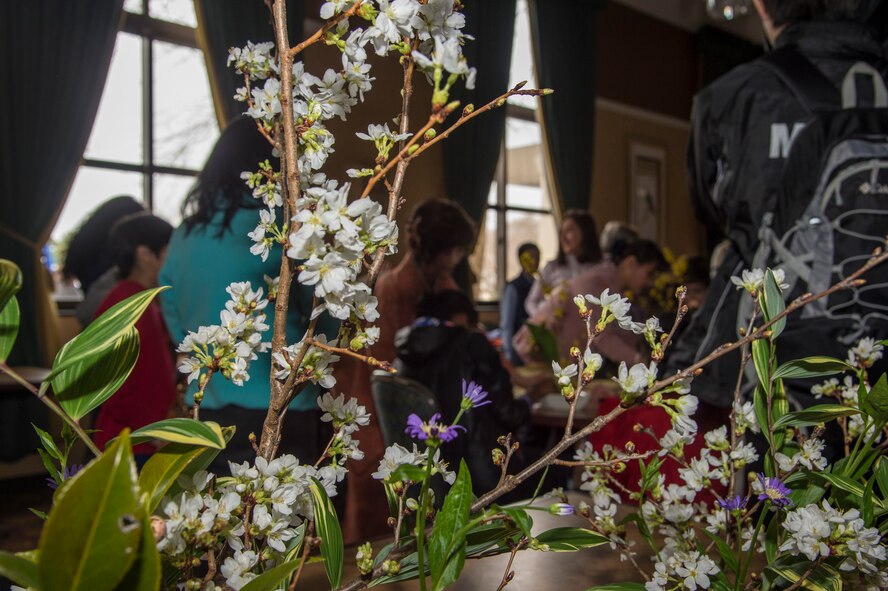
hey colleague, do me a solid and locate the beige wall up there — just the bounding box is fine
[590,100,703,258]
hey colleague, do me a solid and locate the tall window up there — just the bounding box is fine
[476,0,558,302]
[51,0,219,245]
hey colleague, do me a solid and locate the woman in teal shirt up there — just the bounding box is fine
[159,118,337,472]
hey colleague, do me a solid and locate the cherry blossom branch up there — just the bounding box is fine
[655,287,689,362]
[552,450,657,468]
[495,537,528,591]
[305,338,396,373]
[288,1,365,58]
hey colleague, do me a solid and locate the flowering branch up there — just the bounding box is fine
[288,0,365,58]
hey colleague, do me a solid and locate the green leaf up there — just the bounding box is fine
[428,460,473,591]
[863,476,875,527]
[46,287,167,382]
[860,374,888,424]
[38,431,142,591]
[53,327,140,421]
[0,550,40,589]
[0,259,23,314]
[525,322,560,365]
[389,463,428,483]
[240,560,301,591]
[818,472,885,510]
[789,483,825,509]
[500,506,533,538]
[761,269,786,340]
[703,530,739,573]
[752,339,771,388]
[772,404,860,430]
[113,513,160,591]
[875,456,888,498]
[0,296,20,363]
[585,585,646,591]
[765,558,840,591]
[534,527,609,551]
[309,477,343,589]
[139,437,228,512]
[753,385,770,448]
[129,418,226,449]
[32,423,62,460]
[772,357,851,381]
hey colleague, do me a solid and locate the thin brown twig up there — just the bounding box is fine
[655,290,689,362]
[288,524,315,591]
[306,338,397,372]
[553,450,657,468]
[288,0,365,57]
[495,537,528,591]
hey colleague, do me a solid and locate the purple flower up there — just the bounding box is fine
[461,379,491,409]
[547,503,576,516]
[757,474,793,507]
[46,464,84,490]
[717,495,748,512]
[405,413,465,443]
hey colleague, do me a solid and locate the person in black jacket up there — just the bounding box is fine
[395,289,537,495]
[667,0,888,407]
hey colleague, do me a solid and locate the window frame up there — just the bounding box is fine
[79,2,206,212]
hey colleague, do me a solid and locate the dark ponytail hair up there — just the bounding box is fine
[182,117,278,236]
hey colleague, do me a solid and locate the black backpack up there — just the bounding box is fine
[674,47,888,407]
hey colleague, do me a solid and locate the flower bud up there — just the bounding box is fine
[424,128,437,141]
[547,503,575,516]
[405,498,419,512]
[407,144,419,156]
[462,104,475,116]
[383,560,401,575]
[492,448,505,466]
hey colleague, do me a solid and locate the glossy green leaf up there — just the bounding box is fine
[772,404,860,430]
[753,385,770,446]
[863,476,875,527]
[130,418,226,449]
[789,483,825,509]
[818,472,885,510]
[0,296,20,363]
[526,322,560,365]
[0,550,39,589]
[38,431,142,591]
[0,259,23,313]
[32,423,62,460]
[499,506,533,538]
[429,460,473,591]
[585,585,646,591]
[46,287,167,382]
[765,558,840,591]
[113,513,160,591]
[761,269,786,340]
[772,357,851,381]
[703,530,739,573]
[875,457,888,499]
[860,374,888,424]
[752,339,771,387]
[240,560,301,591]
[534,527,609,551]
[389,463,428,483]
[309,477,343,588]
[138,434,228,512]
[53,327,139,421]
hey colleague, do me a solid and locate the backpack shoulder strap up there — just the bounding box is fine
[759,45,841,113]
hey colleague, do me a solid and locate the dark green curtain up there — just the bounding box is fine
[195,0,304,126]
[0,0,123,367]
[0,0,122,461]
[529,0,599,215]
[442,0,517,290]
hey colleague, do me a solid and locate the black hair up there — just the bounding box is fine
[555,209,602,266]
[416,289,479,327]
[182,117,278,236]
[761,0,861,26]
[517,242,539,258]
[108,213,173,277]
[64,195,145,289]
[684,256,711,287]
[407,198,477,263]
[614,239,668,272]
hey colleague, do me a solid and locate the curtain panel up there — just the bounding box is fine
[0,0,123,367]
[442,0,517,290]
[195,0,304,127]
[529,0,599,216]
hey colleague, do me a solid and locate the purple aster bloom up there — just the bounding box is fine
[405,412,465,443]
[757,474,793,507]
[461,379,491,409]
[717,495,748,512]
[46,464,84,490]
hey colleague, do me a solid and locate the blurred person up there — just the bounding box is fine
[514,239,668,369]
[91,213,176,467]
[499,242,540,366]
[395,289,537,496]
[524,210,602,316]
[335,197,476,543]
[598,220,639,262]
[158,117,337,473]
[63,195,145,327]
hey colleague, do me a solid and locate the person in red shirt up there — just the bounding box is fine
[92,212,177,466]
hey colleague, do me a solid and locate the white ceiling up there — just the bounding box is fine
[614,0,765,44]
